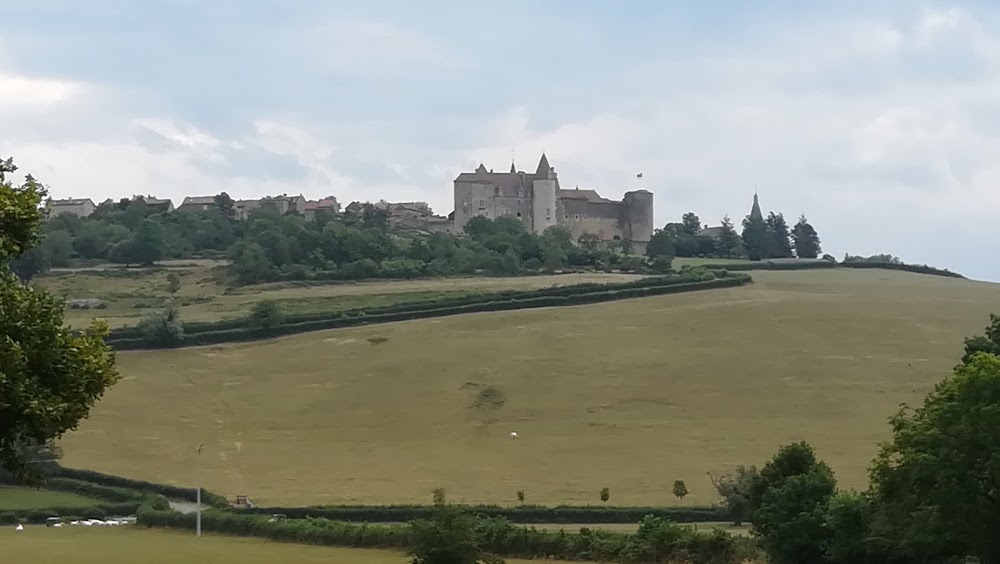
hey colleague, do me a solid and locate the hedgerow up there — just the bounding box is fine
[106,273,752,350]
[136,508,756,563]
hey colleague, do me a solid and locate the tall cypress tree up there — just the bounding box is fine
[765,212,793,259]
[791,215,822,259]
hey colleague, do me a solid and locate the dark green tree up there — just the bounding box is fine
[765,212,793,258]
[680,212,701,236]
[407,505,503,564]
[645,228,675,259]
[214,192,236,219]
[791,215,822,259]
[715,215,743,258]
[741,214,768,261]
[0,155,121,482]
[166,272,181,295]
[868,351,1000,562]
[41,229,73,267]
[750,441,837,564]
[709,465,759,525]
[960,313,1000,365]
[248,299,286,331]
[131,219,166,266]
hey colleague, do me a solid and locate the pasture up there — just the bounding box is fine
[0,526,579,564]
[35,261,645,329]
[0,486,103,510]
[59,268,1000,506]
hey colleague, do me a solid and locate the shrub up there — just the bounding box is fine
[248,300,286,331]
[137,305,184,346]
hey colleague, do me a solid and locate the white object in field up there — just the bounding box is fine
[15,524,24,531]
[53,523,63,528]
[510,432,518,439]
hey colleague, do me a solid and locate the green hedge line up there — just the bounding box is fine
[693,260,837,271]
[137,508,755,563]
[109,272,725,340]
[46,466,229,509]
[107,274,752,350]
[840,260,965,278]
[40,477,146,503]
[0,502,142,524]
[234,503,727,524]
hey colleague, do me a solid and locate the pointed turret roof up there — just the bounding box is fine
[510,160,516,173]
[535,153,551,177]
[750,191,763,221]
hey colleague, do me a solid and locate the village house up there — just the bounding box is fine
[46,198,96,218]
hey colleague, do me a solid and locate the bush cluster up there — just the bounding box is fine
[107,272,751,350]
[136,508,756,563]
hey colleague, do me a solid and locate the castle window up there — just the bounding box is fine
[564,214,569,219]
[546,208,551,219]
[516,212,522,218]
[574,214,580,219]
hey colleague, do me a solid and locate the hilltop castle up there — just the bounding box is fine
[453,154,653,246]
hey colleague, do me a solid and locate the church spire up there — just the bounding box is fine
[510,160,516,173]
[750,189,763,221]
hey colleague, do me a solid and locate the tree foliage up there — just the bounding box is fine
[0,155,120,482]
[740,213,768,261]
[407,505,504,564]
[764,212,793,259]
[710,465,759,526]
[868,351,1000,562]
[715,215,742,258]
[749,441,837,564]
[791,215,822,259]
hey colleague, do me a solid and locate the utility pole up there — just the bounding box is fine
[196,443,204,538]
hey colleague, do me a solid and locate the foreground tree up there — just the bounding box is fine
[868,351,1000,562]
[791,215,822,259]
[407,505,503,564]
[961,313,1000,365]
[750,441,837,564]
[0,155,120,482]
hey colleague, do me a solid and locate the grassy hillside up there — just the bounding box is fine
[59,268,1000,506]
[35,261,645,329]
[0,527,579,564]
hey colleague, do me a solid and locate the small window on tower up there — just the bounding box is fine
[516,212,522,218]
[546,208,551,219]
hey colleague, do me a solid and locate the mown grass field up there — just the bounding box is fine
[0,486,103,510]
[59,268,1000,507]
[36,261,646,329]
[0,526,580,564]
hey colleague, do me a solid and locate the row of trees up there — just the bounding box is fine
[12,195,658,285]
[645,210,822,262]
[711,314,1000,563]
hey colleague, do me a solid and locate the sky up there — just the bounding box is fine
[2,1,999,281]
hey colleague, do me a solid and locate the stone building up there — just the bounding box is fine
[47,198,96,218]
[453,154,653,246]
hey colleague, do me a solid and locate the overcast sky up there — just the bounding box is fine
[2,1,998,280]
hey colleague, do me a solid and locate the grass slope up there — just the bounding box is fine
[0,486,103,510]
[0,527,576,564]
[36,261,645,329]
[59,269,1000,506]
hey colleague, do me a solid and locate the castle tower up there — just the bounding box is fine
[623,189,654,243]
[530,153,558,233]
